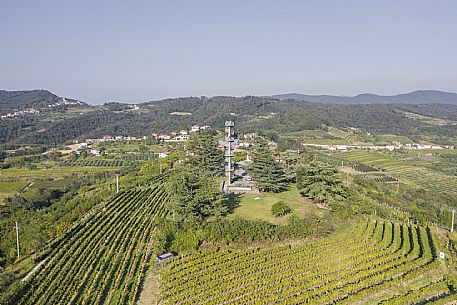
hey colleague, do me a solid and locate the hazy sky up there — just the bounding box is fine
[1,0,456,104]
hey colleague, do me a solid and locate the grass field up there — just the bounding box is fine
[229,184,325,225]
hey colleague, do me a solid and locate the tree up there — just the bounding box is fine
[271,201,292,217]
[249,139,287,192]
[296,160,348,207]
[167,171,228,223]
[187,132,224,177]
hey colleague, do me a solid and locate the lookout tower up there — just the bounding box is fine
[225,121,235,185]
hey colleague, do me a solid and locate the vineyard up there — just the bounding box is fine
[6,184,169,305]
[352,163,379,173]
[158,220,455,304]
[359,173,398,183]
[60,159,136,167]
[339,151,457,195]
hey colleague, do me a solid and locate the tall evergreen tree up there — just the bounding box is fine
[187,131,224,177]
[296,160,348,207]
[167,171,228,223]
[249,139,287,192]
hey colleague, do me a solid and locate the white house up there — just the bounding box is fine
[176,135,190,141]
[89,149,102,156]
[244,132,257,140]
[158,135,171,140]
[336,144,347,150]
[200,125,210,130]
[190,125,200,132]
[158,152,170,158]
[179,130,189,135]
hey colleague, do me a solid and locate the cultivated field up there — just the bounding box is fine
[338,151,457,196]
[158,219,451,304]
[7,184,168,305]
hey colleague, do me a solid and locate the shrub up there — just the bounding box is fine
[271,201,292,217]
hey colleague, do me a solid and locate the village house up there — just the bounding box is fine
[190,125,200,132]
[158,152,171,158]
[176,135,190,141]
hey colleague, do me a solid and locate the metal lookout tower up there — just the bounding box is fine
[225,121,235,186]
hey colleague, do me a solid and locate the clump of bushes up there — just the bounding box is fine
[271,201,292,217]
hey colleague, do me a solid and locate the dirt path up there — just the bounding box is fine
[21,256,49,282]
[137,265,161,305]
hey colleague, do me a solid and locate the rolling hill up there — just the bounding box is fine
[271,90,457,105]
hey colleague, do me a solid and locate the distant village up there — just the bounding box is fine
[74,124,212,157]
[305,142,455,152]
[1,98,82,119]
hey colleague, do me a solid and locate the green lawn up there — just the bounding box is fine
[229,184,323,225]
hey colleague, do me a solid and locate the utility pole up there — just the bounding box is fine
[346,172,349,184]
[341,161,344,170]
[116,174,119,194]
[15,221,20,259]
[451,210,455,232]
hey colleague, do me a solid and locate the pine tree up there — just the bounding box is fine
[167,171,228,223]
[249,139,287,192]
[188,131,224,177]
[296,160,348,207]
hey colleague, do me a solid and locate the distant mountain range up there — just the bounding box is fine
[270,90,457,105]
[3,89,457,108]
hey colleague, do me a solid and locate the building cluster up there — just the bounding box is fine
[151,125,210,142]
[400,143,454,150]
[79,135,141,144]
[73,135,143,156]
[1,98,82,119]
[47,97,82,108]
[1,108,41,119]
[305,142,454,152]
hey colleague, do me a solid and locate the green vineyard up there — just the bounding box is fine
[159,220,454,304]
[340,151,457,195]
[352,163,379,173]
[60,159,136,167]
[7,185,168,305]
[359,173,398,183]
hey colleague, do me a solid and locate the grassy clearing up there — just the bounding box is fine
[229,184,323,225]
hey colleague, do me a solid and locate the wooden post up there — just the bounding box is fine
[15,221,20,259]
[451,210,455,232]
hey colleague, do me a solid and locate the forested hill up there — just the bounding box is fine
[0,89,86,113]
[2,90,457,145]
[272,90,457,105]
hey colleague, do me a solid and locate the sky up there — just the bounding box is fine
[1,0,457,104]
